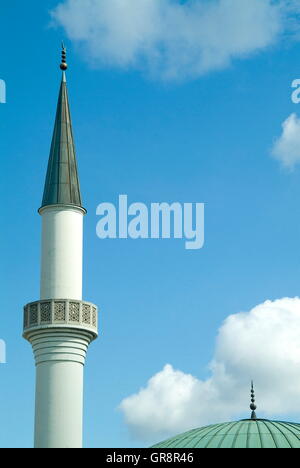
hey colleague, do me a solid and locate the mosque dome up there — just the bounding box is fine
[151,419,300,449]
[151,384,300,448]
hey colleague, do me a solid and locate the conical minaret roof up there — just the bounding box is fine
[40,45,84,211]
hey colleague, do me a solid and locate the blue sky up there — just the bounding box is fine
[2,0,300,448]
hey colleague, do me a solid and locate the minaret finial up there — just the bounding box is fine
[250,380,257,420]
[60,42,68,71]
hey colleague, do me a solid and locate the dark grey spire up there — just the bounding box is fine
[250,381,257,420]
[40,45,84,211]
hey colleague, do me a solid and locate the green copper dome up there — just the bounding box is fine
[151,420,300,449]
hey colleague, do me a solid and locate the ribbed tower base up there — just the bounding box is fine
[23,300,98,448]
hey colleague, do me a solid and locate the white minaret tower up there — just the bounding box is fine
[23,46,98,449]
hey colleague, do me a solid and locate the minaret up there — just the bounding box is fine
[23,45,98,449]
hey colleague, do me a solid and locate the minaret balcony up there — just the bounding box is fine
[23,299,98,340]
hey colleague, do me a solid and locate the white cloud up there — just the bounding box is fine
[50,0,299,81]
[119,297,300,442]
[272,113,300,169]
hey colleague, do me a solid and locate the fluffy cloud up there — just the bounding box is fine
[119,297,300,442]
[50,0,298,81]
[272,113,300,169]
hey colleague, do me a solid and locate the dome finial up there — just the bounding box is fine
[250,380,257,420]
[60,42,68,71]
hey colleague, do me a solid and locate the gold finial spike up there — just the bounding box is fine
[60,42,68,71]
